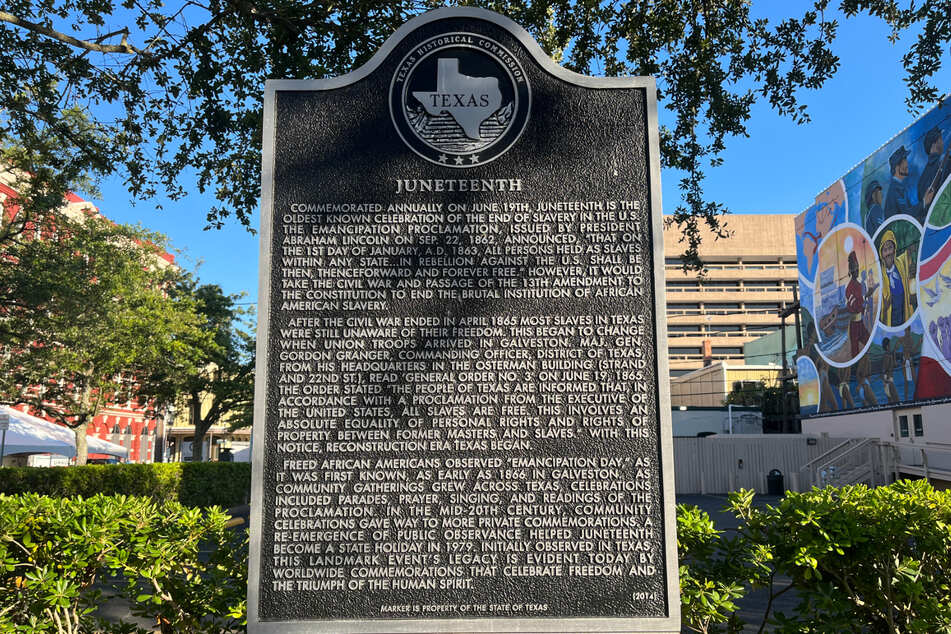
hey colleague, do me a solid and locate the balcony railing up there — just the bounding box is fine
[667,331,752,338]
[665,262,792,272]
[666,307,784,317]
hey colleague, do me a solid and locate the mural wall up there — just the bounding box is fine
[795,103,951,416]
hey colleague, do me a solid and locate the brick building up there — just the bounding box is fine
[0,173,172,463]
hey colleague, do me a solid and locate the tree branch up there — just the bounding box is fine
[0,11,146,55]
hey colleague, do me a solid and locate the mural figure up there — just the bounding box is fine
[881,338,900,404]
[817,357,838,413]
[915,294,951,399]
[846,251,878,356]
[899,326,919,400]
[797,322,818,360]
[884,146,924,223]
[918,126,951,211]
[855,353,878,407]
[837,363,855,409]
[799,204,837,276]
[878,229,916,327]
[932,316,951,360]
[864,180,884,237]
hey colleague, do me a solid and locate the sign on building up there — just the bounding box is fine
[249,7,679,632]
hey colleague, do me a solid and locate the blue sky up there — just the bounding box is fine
[86,8,951,309]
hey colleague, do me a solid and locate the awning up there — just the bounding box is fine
[0,406,129,459]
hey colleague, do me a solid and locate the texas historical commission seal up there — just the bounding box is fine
[390,33,530,167]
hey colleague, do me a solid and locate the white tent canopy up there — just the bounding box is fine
[0,406,128,459]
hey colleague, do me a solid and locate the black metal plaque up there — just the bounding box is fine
[249,7,679,633]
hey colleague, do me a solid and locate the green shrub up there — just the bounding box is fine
[677,503,751,633]
[0,463,251,508]
[678,480,951,633]
[0,493,246,633]
[175,462,252,508]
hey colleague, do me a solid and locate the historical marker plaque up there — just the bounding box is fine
[249,7,679,633]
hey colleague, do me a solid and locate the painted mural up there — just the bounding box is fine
[796,102,951,416]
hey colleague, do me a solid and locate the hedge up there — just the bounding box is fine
[2,481,950,632]
[0,462,251,508]
[679,479,951,632]
[0,493,246,633]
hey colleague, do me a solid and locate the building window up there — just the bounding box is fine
[701,282,741,293]
[669,325,702,332]
[704,261,741,270]
[743,260,783,270]
[112,423,121,434]
[668,303,701,315]
[713,347,744,356]
[746,303,781,314]
[708,326,744,338]
[667,282,700,292]
[913,414,923,437]
[669,347,702,356]
[898,415,909,438]
[704,303,740,315]
[744,281,783,290]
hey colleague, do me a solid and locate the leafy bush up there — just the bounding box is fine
[678,479,951,633]
[4,481,948,633]
[0,463,251,508]
[677,504,750,633]
[0,493,246,633]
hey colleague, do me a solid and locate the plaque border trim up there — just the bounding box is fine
[250,6,680,633]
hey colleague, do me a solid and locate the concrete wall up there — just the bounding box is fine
[802,409,895,441]
[801,402,951,477]
[663,214,795,261]
[801,403,951,444]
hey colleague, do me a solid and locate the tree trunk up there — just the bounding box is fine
[189,392,205,461]
[190,429,206,461]
[75,381,95,466]
[74,420,89,465]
